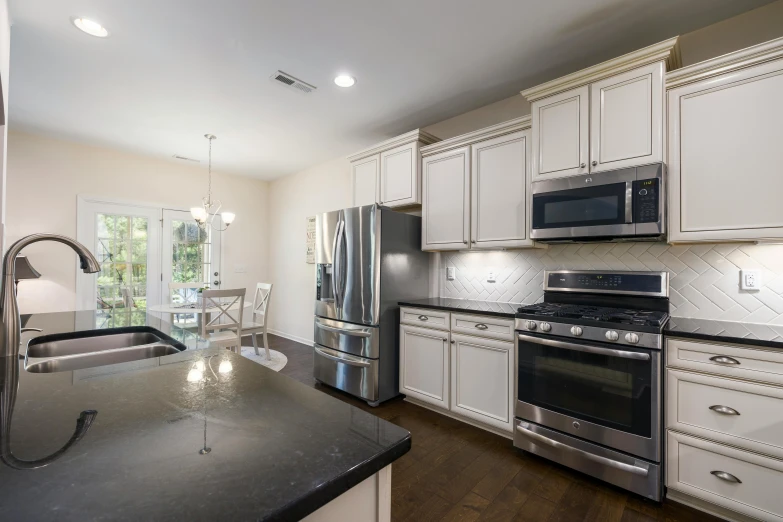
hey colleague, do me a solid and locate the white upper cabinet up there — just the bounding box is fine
[590,62,663,172]
[351,154,379,207]
[667,38,783,243]
[421,146,470,251]
[471,131,530,249]
[531,86,589,180]
[421,117,536,252]
[347,130,439,209]
[522,37,680,181]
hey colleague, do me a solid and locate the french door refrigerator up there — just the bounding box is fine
[314,204,430,405]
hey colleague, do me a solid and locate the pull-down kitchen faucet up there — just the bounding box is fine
[0,233,100,358]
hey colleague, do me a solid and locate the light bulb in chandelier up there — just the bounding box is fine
[221,212,236,226]
[190,207,208,223]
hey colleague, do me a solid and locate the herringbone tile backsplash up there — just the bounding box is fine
[440,243,783,323]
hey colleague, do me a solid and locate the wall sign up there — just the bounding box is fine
[306,216,316,264]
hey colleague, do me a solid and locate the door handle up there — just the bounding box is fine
[213,280,220,286]
[475,323,488,330]
[417,315,429,321]
[625,181,633,224]
[517,333,650,361]
[515,423,649,477]
[314,346,371,368]
[710,470,742,484]
[710,355,740,365]
[709,405,740,416]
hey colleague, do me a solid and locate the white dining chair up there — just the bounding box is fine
[243,283,273,359]
[200,288,246,354]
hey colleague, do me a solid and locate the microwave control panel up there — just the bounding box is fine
[633,178,659,223]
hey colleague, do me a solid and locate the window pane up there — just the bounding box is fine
[132,217,148,241]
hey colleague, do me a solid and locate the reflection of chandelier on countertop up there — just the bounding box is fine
[191,134,235,231]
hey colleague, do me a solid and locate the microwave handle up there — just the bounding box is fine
[625,181,633,224]
[517,333,650,361]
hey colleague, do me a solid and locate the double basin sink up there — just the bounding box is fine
[24,327,187,373]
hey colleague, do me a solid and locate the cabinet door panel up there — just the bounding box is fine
[422,147,470,251]
[669,60,783,242]
[532,86,589,180]
[471,131,532,249]
[451,333,513,432]
[590,63,662,172]
[351,155,379,207]
[380,142,419,207]
[400,324,449,408]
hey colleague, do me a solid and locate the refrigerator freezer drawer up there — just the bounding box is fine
[314,317,379,358]
[313,344,379,402]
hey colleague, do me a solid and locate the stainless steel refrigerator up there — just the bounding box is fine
[313,204,430,406]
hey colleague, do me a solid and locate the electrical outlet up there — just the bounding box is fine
[446,266,455,281]
[740,269,762,291]
[487,268,496,283]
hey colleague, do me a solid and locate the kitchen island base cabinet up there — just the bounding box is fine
[303,465,392,522]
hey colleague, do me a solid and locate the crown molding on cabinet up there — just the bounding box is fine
[666,35,783,89]
[520,36,681,102]
[420,115,531,157]
[347,129,440,162]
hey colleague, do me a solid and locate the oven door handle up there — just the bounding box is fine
[517,333,650,361]
[515,423,649,477]
[625,181,633,224]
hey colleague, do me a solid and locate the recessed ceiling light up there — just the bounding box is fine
[72,18,109,38]
[334,75,356,88]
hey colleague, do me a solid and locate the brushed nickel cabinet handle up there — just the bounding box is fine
[443,338,448,342]
[709,405,740,416]
[475,324,488,330]
[711,470,742,484]
[417,315,429,321]
[580,162,586,168]
[710,355,740,365]
[592,160,598,166]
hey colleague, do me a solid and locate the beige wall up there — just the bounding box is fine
[6,131,269,314]
[266,156,351,343]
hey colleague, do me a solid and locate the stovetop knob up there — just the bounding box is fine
[625,332,640,344]
[570,326,583,337]
[605,330,619,341]
[540,322,552,332]
[526,320,537,330]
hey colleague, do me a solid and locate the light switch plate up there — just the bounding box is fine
[446,266,455,281]
[487,268,496,283]
[740,269,761,291]
[234,264,247,274]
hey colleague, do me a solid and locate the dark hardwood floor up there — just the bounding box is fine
[264,334,722,522]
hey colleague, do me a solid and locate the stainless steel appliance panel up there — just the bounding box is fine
[313,344,379,401]
[314,316,379,359]
[514,420,661,501]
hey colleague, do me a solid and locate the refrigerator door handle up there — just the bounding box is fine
[315,321,372,338]
[339,219,347,309]
[332,218,344,309]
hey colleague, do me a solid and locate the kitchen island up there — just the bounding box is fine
[0,310,409,521]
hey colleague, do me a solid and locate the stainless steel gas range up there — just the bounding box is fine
[513,270,669,501]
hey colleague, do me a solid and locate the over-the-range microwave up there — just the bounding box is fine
[530,163,664,243]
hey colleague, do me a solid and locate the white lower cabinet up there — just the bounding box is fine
[666,337,783,521]
[399,324,449,409]
[400,308,515,435]
[450,333,514,432]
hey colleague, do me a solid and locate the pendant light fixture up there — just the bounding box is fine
[190,134,235,230]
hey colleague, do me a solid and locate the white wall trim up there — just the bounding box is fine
[347,129,440,162]
[420,116,532,157]
[268,328,312,346]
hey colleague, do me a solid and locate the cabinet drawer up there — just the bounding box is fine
[667,369,783,459]
[666,430,783,522]
[400,307,450,331]
[667,337,783,386]
[450,313,514,341]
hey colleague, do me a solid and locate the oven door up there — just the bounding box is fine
[531,168,635,240]
[516,332,660,461]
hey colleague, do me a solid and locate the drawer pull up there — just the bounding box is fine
[709,405,740,416]
[475,323,488,330]
[417,315,429,321]
[710,470,742,484]
[710,355,740,365]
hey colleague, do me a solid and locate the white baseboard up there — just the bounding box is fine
[403,397,513,440]
[666,489,746,522]
[267,328,312,347]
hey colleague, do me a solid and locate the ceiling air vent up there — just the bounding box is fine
[172,155,200,163]
[270,70,317,94]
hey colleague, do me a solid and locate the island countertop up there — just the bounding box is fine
[0,310,410,521]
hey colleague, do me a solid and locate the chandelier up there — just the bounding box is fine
[190,134,235,231]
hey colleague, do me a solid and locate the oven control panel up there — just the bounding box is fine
[633,178,659,223]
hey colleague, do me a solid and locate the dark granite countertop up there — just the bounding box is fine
[399,297,520,318]
[1,310,410,521]
[665,316,783,350]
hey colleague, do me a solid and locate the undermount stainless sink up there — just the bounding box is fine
[24,327,187,373]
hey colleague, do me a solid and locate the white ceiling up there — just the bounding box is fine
[8,0,773,180]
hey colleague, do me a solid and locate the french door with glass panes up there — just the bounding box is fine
[76,199,161,311]
[160,209,222,302]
